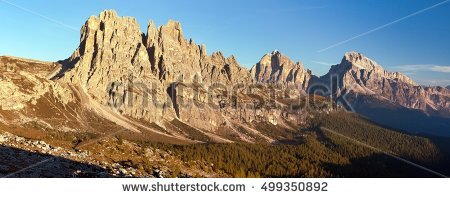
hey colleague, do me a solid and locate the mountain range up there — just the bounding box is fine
[1,10,448,141]
[1,10,450,178]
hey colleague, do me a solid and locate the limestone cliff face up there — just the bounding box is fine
[59,10,170,124]
[145,20,202,84]
[313,51,450,115]
[201,52,252,85]
[56,10,254,133]
[250,51,311,90]
[145,20,252,86]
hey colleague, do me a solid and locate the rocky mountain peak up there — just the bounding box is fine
[200,44,207,57]
[143,17,253,86]
[146,20,157,45]
[211,51,225,60]
[61,10,146,86]
[98,9,117,19]
[333,51,416,85]
[52,10,255,130]
[159,19,185,44]
[341,51,383,72]
[227,54,236,61]
[268,50,280,55]
[251,50,311,89]
[314,51,447,114]
[260,50,295,68]
[166,19,182,29]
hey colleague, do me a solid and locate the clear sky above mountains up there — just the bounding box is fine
[1,0,449,86]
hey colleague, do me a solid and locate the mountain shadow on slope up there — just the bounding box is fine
[0,146,116,178]
[346,94,450,137]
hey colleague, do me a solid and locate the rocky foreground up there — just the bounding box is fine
[0,131,222,178]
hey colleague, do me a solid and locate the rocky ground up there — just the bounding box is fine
[0,131,222,178]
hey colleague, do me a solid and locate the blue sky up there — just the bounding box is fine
[1,0,449,86]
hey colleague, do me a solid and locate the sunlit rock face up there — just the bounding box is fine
[55,10,267,137]
[251,50,312,90]
[312,51,449,116]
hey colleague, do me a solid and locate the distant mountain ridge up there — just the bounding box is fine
[309,51,449,115]
[307,52,450,136]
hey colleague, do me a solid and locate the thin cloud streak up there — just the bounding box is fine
[1,0,78,32]
[431,66,450,73]
[317,0,450,52]
[311,61,336,66]
[392,64,450,73]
